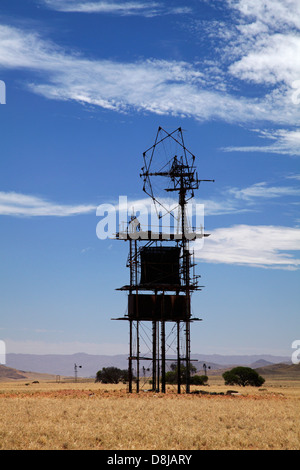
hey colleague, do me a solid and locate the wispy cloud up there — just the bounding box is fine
[2,191,299,270]
[226,0,300,85]
[41,0,191,17]
[228,0,300,29]
[1,0,300,137]
[1,22,300,126]
[0,191,96,216]
[3,171,297,220]
[102,176,300,223]
[228,182,300,201]
[194,0,300,88]
[223,128,300,156]
[195,0,300,151]
[286,173,300,181]
[196,224,300,270]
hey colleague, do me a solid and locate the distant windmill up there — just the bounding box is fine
[203,363,211,377]
[74,363,82,382]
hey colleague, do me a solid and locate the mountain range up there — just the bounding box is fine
[5,353,291,379]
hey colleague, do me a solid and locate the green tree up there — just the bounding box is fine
[190,374,208,385]
[222,366,265,387]
[95,367,129,384]
[165,363,201,384]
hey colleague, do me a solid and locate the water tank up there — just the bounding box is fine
[140,246,180,286]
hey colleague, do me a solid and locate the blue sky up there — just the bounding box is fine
[0,0,299,359]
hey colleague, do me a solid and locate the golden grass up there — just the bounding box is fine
[0,378,299,450]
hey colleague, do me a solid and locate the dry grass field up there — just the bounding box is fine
[0,375,299,450]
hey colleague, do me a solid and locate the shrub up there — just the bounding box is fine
[222,366,265,387]
[190,374,208,385]
[95,367,129,384]
[165,364,208,385]
[165,363,198,384]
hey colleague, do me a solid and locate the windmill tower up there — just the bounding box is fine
[114,127,214,393]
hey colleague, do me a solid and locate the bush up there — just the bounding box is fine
[95,367,129,384]
[165,364,208,385]
[165,363,198,384]
[190,374,208,385]
[222,366,265,387]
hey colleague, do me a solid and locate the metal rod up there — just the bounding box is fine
[135,240,140,394]
[128,237,133,394]
[157,321,160,392]
[136,320,140,393]
[177,321,181,394]
[186,320,190,394]
[152,320,156,392]
[161,320,166,393]
[129,320,133,393]
[185,249,191,394]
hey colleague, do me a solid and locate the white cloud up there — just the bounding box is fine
[108,194,247,219]
[2,191,299,270]
[228,182,300,201]
[1,23,300,125]
[97,191,300,269]
[1,0,300,129]
[102,176,299,225]
[223,128,300,156]
[196,224,300,270]
[224,0,300,93]
[0,185,255,220]
[42,0,191,16]
[229,33,300,86]
[0,191,96,216]
[228,0,300,30]
[286,173,300,181]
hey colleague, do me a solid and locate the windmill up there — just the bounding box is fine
[114,127,214,393]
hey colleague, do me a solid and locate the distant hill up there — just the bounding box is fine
[255,362,300,377]
[0,364,27,381]
[6,352,291,378]
[250,359,273,369]
[6,353,129,378]
[0,364,58,382]
[1,357,298,382]
[192,354,290,367]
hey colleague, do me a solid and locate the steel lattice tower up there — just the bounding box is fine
[113,127,214,393]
